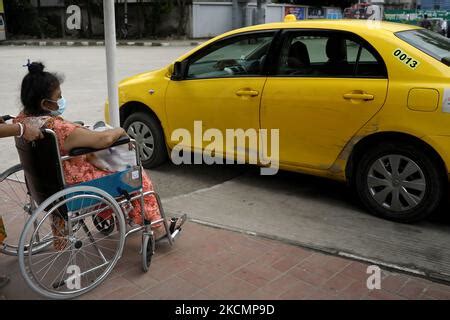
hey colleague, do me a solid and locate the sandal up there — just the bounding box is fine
[153,214,187,241]
[169,213,187,234]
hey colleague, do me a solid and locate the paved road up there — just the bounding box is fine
[1,47,450,284]
[0,46,188,170]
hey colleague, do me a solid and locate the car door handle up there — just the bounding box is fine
[343,93,375,101]
[236,89,259,97]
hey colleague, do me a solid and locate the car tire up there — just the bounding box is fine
[354,142,445,223]
[123,112,168,168]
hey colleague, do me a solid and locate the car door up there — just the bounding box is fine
[165,31,276,158]
[261,30,388,169]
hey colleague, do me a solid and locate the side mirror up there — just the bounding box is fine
[171,61,187,81]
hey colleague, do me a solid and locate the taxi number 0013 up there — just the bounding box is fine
[393,49,420,69]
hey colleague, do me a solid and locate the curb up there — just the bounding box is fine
[187,218,450,286]
[0,40,203,47]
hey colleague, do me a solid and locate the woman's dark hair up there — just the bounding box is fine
[20,62,63,116]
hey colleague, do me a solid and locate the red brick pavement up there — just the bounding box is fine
[2,221,450,300]
[76,222,450,300]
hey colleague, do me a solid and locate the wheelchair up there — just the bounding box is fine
[1,118,183,299]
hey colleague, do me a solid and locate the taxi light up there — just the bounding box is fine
[284,14,297,22]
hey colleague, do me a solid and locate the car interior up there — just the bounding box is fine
[280,36,387,78]
[186,32,387,79]
[187,38,272,79]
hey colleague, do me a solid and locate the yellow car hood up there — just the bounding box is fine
[119,67,169,88]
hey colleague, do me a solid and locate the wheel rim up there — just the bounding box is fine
[367,155,426,212]
[18,186,126,299]
[127,121,154,161]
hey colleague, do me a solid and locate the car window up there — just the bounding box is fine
[276,32,386,78]
[186,32,275,79]
[396,29,450,63]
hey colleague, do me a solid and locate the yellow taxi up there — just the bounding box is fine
[106,17,450,223]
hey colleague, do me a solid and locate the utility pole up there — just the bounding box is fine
[124,0,128,29]
[256,0,266,25]
[232,0,240,29]
[37,0,44,38]
[233,0,254,29]
[103,0,120,128]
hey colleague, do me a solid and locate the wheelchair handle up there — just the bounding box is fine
[1,115,14,122]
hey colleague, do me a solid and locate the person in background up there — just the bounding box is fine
[14,61,186,249]
[0,112,43,293]
[442,19,449,37]
[419,14,432,30]
[0,116,43,140]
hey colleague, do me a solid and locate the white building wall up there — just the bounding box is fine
[192,2,234,38]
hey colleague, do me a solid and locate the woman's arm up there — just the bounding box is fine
[0,123,21,138]
[1,118,44,141]
[64,127,126,151]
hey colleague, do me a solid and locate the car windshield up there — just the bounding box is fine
[395,29,450,64]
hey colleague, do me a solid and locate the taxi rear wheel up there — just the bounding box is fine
[354,143,445,223]
[123,112,168,168]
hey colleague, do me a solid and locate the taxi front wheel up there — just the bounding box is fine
[123,112,168,168]
[354,143,445,223]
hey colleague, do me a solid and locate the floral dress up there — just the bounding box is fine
[15,113,161,226]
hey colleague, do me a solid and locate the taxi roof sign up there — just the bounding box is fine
[284,14,297,22]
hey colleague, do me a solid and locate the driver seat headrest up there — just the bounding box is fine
[326,37,347,62]
[288,41,310,68]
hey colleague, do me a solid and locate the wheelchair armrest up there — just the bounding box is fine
[68,135,131,157]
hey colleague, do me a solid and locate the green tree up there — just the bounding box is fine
[175,0,192,37]
[4,0,40,38]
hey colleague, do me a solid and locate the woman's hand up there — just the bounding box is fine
[23,124,44,141]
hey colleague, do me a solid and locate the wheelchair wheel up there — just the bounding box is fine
[18,186,126,299]
[0,164,51,256]
[142,232,154,272]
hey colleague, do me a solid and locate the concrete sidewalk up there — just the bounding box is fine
[163,171,450,284]
[0,39,206,47]
[2,221,450,300]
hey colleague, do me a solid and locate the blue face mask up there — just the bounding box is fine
[47,97,67,116]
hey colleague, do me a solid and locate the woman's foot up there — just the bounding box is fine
[153,214,187,241]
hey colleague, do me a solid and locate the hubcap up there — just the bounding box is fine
[127,122,155,161]
[367,155,426,212]
[74,240,83,249]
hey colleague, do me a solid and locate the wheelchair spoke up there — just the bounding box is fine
[0,168,35,255]
[50,247,77,290]
[19,185,126,298]
[37,245,73,282]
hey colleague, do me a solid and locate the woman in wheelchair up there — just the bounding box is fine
[14,61,185,246]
